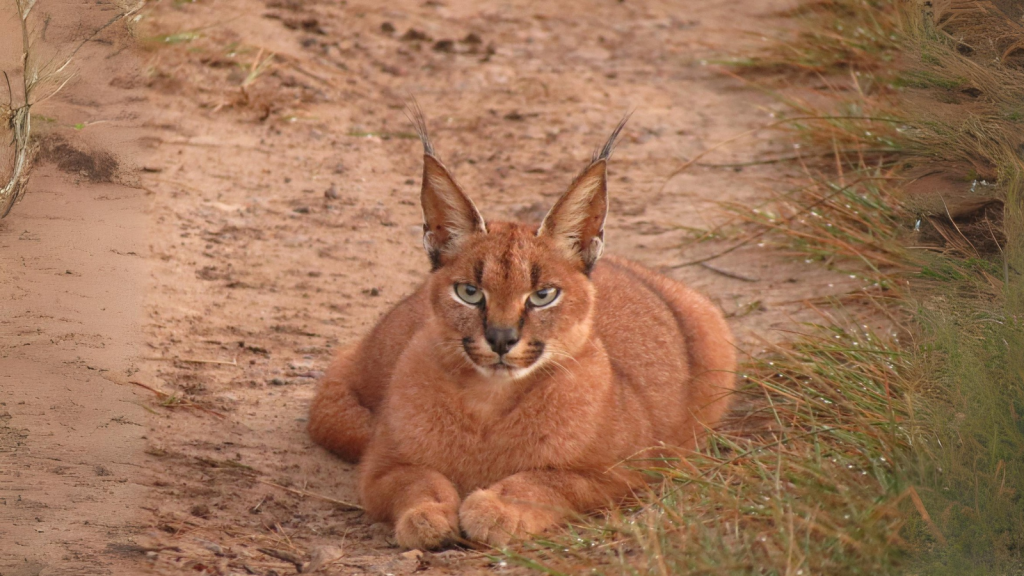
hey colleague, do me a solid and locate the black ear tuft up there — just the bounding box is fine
[538,115,630,272]
[406,100,436,157]
[592,112,632,163]
[407,104,487,269]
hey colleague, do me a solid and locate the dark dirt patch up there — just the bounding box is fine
[36,134,119,182]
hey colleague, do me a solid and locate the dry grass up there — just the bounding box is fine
[731,0,904,76]
[504,320,916,576]
[0,0,142,218]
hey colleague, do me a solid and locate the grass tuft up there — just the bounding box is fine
[506,321,914,575]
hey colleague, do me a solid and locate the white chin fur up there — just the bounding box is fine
[470,353,548,382]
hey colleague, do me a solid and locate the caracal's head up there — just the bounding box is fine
[410,110,628,381]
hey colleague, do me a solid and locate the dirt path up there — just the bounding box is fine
[2,0,864,574]
[0,5,151,574]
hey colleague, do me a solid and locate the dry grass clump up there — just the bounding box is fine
[0,0,142,218]
[136,8,329,123]
[745,3,1024,572]
[733,0,904,76]
[730,172,911,285]
[740,1,1023,272]
[734,0,1024,573]
[502,321,915,575]
[0,0,41,218]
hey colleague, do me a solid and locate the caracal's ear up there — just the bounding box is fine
[538,115,629,274]
[409,106,486,270]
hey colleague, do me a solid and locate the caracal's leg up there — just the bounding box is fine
[459,469,631,547]
[360,460,461,550]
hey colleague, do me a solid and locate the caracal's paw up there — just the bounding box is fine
[394,501,459,550]
[459,489,557,548]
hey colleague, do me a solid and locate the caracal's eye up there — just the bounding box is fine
[455,283,484,305]
[529,287,560,308]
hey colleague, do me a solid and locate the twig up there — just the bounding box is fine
[939,196,980,257]
[696,149,896,169]
[0,93,31,218]
[128,380,228,419]
[195,456,256,472]
[257,479,363,511]
[3,71,12,107]
[143,356,240,367]
[1,0,144,218]
[901,486,948,546]
[698,262,760,282]
[667,176,892,268]
[659,116,904,193]
[250,494,268,514]
[257,548,306,572]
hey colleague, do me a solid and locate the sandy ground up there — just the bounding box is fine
[0,0,877,574]
[0,5,152,575]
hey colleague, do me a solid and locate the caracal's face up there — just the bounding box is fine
[411,110,621,381]
[428,222,596,381]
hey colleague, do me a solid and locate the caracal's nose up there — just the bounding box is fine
[484,326,519,355]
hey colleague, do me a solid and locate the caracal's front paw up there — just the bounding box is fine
[394,501,459,550]
[459,489,558,548]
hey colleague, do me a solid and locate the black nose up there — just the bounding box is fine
[484,326,520,355]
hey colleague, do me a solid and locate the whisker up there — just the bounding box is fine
[543,355,575,380]
[435,337,474,370]
[546,345,583,369]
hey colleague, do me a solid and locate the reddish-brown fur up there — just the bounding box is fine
[308,119,736,549]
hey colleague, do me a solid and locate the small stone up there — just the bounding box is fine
[432,39,455,52]
[189,504,211,518]
[293,206,310,214]
[380,22,395,34]
[199,539,224,556]
[305,545,345,572]
[324,185,339,199]
[368,522,393,544]
[269,378,288,386]
[461,33,482,45]
[400,28,430,42]
[400,549,424,560]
